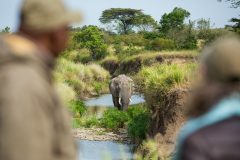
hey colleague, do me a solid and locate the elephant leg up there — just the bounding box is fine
[112,96,121,110]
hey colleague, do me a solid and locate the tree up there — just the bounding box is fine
[159,7,190,36]
[218,0,240,8]
[196,18,213,39]
[73,26,108,60]
[99,8,156,34]
[0,26,10,33]
[229,18,240,33]
[218,0,240,34]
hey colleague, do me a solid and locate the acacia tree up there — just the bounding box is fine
[218,0,240,8]
[99,8,156,34]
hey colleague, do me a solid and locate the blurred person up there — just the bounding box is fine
[174,36,240,160]
[0,0,81,160]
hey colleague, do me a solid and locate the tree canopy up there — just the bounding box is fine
[218,0,240,8]
[159,7,190,35]
[99,8,156,34]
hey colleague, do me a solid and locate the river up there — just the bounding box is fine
[77,94,145,160]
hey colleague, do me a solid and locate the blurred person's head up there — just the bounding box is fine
[18,0,81,57]
[186,36,240,118]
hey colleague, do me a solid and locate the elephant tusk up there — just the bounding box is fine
[129,98,132,103]
[119,98,122,105]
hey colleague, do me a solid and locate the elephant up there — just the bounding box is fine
[109,74,134,110]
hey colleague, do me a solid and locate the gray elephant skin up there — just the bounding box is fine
[109,75,134,110]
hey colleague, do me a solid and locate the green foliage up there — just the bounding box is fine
[135,140,161,160]
[100,109,129,130]
[69,100,87,118]
[136,63,196,113]
[99,8,156,34]
[62,49,92,64]
[73,26,108,60]
[141,31,162,40]
[84,116,101,128]
[146,38,175,51]
[159,7,190,36]
[127,106,150,142]
[114,34,146,46]
[55,82,76,106]
[55,58,110,98]
[72,118,82,128]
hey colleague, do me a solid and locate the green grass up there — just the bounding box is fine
[54,58,110,98]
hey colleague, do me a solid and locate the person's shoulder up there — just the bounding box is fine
[0,62,50,91]
[1,34,37,57]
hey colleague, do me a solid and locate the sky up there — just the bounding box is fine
[0,0,239,31]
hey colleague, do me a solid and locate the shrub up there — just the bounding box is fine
[136,63,196,136]
[69,100,87,118]
[83,116,101,128]
[100,109,129,130]
[55,82,76,106]
[135,140,163,160]
[72,118,82,128]
[73,26,109,60]
[114,34,146,46]
[87,64,110,81]
[141,31,162,40]
[146,38,175,51]
[62,49,92,63]
[127,106,150,142]
[55,58,110,98]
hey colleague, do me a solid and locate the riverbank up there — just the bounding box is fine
[72,128,132,144]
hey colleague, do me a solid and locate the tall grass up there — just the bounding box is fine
[55,58,110,98]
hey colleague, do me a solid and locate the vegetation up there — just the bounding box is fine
[73,26,108,60]
[53,4,238,159]
[135,63,196,136]
[99,8,156,34]
[0,27,10,34]
[55,58,110,98]
[100,109,129,130]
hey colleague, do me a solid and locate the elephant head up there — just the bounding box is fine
[109,74,134,110]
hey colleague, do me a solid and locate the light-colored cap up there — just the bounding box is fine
[201,36,240,83]
[21,0,82,32]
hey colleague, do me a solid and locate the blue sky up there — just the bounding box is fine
[0,0,239,31]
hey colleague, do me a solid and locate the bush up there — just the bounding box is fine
[73,26,109,60]
[127,106,150,142]
[62,48,92,63]
[135,63,196,136]
[83,116,101,128]
[55,82,76,106]
[114,34,146,46]
[100,109,129,130]
[69,100,87,118]
[72,118,82,128]
[141,31,162,40]
[146,38,175,51]
[55,58,110,98]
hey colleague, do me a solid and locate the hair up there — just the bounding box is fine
[186,78,240,118]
